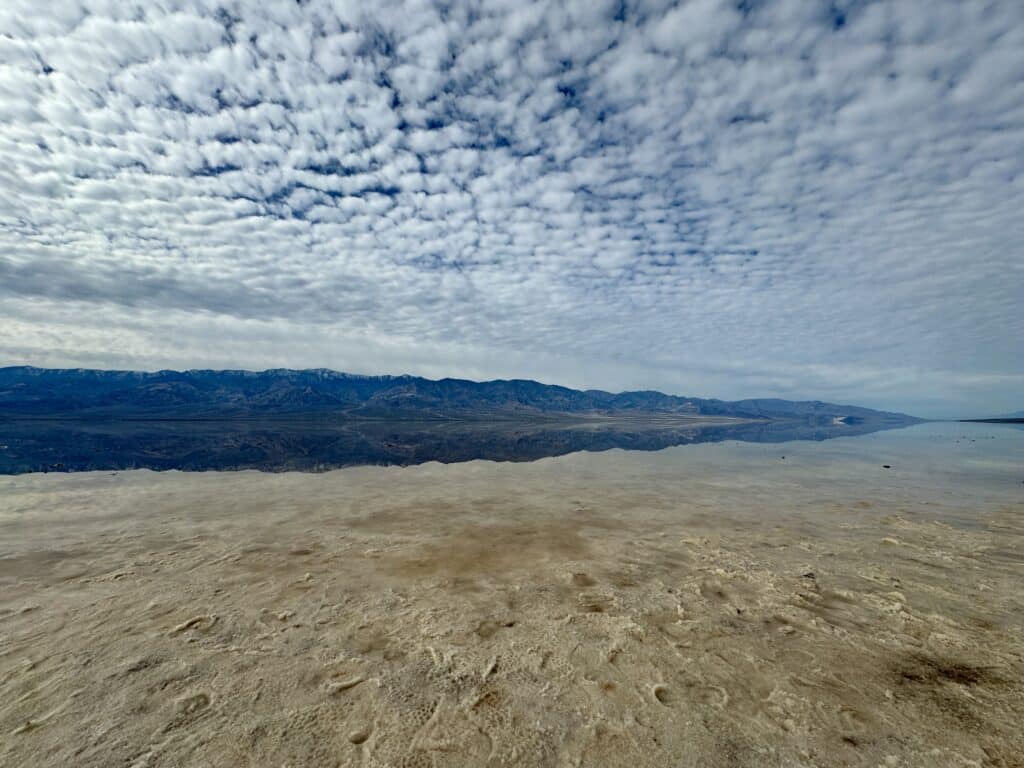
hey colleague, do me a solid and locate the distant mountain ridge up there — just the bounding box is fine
[0,366,919,424]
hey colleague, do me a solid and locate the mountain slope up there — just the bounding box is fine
[0,366,918,423]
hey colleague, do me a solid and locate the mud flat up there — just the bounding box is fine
[1,431,1022,767]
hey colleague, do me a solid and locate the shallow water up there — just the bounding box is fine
[0,414,915,473]
[0,422,1021,767]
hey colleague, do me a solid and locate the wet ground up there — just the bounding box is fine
[1,423,1021,767]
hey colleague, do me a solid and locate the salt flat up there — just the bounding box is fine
[1,425,1022,767]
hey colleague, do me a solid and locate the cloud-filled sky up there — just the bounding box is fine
[1,0,1022,417]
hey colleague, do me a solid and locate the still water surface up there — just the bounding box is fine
[1,421,1021,766]
[0,417,976,474]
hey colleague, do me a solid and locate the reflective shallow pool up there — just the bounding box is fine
[0,422,1021,767]
[0,414,920,473]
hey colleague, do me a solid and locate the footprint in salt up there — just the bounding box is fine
[651,684,675,706]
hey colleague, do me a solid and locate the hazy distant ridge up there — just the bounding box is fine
[0,366,917,423]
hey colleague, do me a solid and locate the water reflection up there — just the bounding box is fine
[0,416,918,474]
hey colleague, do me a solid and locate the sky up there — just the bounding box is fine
[0,1,1022,418]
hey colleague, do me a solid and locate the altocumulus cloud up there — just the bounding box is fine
[0,0,1022,416]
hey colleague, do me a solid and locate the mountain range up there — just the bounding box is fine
[0,366,918,425]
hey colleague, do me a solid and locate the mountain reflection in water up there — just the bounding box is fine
[0,417,914,474]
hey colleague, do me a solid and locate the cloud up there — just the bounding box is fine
[0,0,1022,417]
